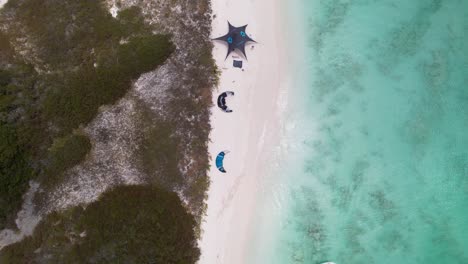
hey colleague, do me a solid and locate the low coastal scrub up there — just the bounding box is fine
[0,185,200,263]
[139,121,183,189]
[43,34,174,133]
[40,133,92,188]
[1,0,216,261]
[0,124,34,227]
[0,0,173,228]
[0,64,38,227]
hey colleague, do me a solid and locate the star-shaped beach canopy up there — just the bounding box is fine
[213,22,256,59]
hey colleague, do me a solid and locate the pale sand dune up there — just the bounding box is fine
[0,0,7,9]
[199,0,291,262]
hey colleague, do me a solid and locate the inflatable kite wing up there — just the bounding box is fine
[215,151,228,173]
[217,91,235,113]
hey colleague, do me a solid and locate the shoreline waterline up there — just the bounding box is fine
[202,0,468,263]
[250,0,468,263]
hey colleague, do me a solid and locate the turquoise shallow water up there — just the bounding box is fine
[250,0,468,263]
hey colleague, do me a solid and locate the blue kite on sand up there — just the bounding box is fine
[215,151,229,173]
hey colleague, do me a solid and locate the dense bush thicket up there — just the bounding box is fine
[43,34,174,133]
[0,59,37,226]
[0,185,200,263]
[0,0,173,228]
[0,125,33,227]
[0,0,214,261]
[40,134,92,188]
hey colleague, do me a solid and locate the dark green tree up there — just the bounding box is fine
[0,185,200,264]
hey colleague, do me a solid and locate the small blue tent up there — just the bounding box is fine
[216,151,227,173]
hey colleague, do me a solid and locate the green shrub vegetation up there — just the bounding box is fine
[138,116,183,189]
[0,185,200,263]
[5,0,148,68]
[0,125,34,227]
[0,0,215,261]
[0,0,174,228]
[41,133,92,188]
[43,34,174,133]
[0,64,38,227]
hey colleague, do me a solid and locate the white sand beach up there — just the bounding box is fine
[0,0,7,9]
[199,0,292,262]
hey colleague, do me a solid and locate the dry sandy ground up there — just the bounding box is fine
[199,0,293,262]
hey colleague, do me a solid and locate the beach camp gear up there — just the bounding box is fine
[233,60,243,68]
[216,151,228,173]
[217,91,235,112]
[213,21,256,59]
